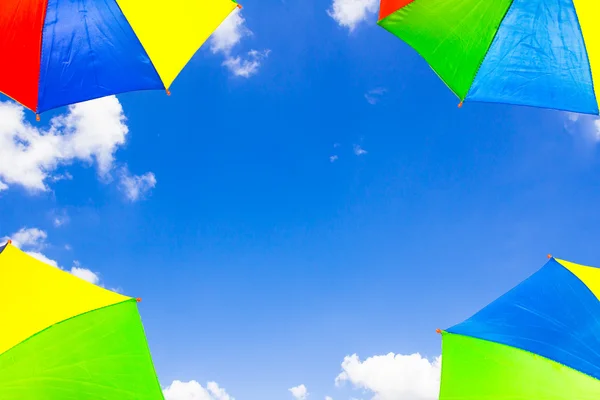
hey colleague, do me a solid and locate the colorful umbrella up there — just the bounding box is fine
[437,256,600,399]
[0,241,164,399]
[0,0,241,119]
[378,1,600,115]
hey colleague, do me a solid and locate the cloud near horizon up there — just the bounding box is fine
[289,384,308,400]
[335,352,441,400]
[163,380,235,400]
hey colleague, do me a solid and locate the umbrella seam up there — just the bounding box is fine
[464,0,515,103]
[108,0,165,91]
[375,0,461,101]
[0,298,135,359]
[36,0,50,115]
[441,331,600,382]
[568,1,599,114]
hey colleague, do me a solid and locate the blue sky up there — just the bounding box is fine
[2,0,600,399]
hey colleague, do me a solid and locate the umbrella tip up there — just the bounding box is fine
[237,3,242,8]
[36,114,40,122]
[166,89,171,96]
[458,101,463,108]
[435,328,441,334]
[547,254,552,259]
[6,239,11,245]
[136,297,142,303]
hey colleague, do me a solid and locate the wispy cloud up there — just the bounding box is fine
[223,49,271,78]
[52,209,69,227]
[210,9,270,78]
[327,0,378,31]
[565,112,600,143]
[118,167,157,202]
[210,9,252,55]
[330,155,339,162]
[353,144,367,156]
[365,88,387,105]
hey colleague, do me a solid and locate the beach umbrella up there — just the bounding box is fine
[0,241,164,399]
[0,0,241,119]
[437,256,600,399]
[378,0,600,115]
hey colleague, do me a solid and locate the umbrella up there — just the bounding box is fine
[0,0,241,119]
[0,240,164,399]
[378,1,599,115]
[437,255,600,399]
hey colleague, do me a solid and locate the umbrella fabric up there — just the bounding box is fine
[439,257,600,399]
[0,0,239,115]
[378,0,600,115]
[0,242,164,399]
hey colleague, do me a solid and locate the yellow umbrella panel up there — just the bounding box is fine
[0,0,240,116]
[0,241,164,399]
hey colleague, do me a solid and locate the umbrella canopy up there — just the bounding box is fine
[378,0,600,115]
[438,256,600,399]
[0,241,164,399]
[0,0,240,117]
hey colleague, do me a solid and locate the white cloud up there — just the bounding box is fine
[222,49,270,78]
[163,380,235,400]
[210,9,270,78]
[353,144,367,156]
[70,260,101,285]
[2,228,102,286]
[565,112,600,143]
[325,397,333,400]
[0,181,7,191]
[328,0,378,31]
[50,171,73,182]
[211,9,252,54]
[118,167,157,202]
[0,96,128,192]
[2,227,59,268]
[289,384,308,400]
[335,353,441,400]
[6,227,47,249]
[330,155,339,162]
[26,251,59,268]
[365,88,386,105]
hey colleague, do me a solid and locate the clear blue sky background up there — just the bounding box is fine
[2,0,600,399]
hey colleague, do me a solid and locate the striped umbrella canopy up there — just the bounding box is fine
[0,0,240,119]
[438,256,600,400]
[0,241,164,399]
[378,0,599,115]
